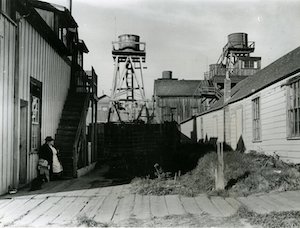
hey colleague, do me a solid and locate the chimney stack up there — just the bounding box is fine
[162,71,172,79]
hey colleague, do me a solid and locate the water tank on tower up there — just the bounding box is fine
[118,34,140,51]
[227,33,248,48]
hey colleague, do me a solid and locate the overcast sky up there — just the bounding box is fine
[45,0,300,98]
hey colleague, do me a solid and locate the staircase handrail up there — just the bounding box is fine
[72,92,90,176]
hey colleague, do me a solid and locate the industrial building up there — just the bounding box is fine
[181,46,300,163]
[0,0,98,195]
[205,33,261,90]
[153,71,222,123]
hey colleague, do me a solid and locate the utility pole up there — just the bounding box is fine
[69,0,72,14]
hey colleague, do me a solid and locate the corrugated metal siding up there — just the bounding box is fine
[0,14,15,195]
[18,19,71,182]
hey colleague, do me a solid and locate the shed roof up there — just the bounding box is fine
[29,0,78,28]
[154,79,211,97]
[194,45,300,119]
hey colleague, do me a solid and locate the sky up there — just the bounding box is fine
[45,0,300,98]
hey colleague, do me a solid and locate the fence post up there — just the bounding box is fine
[215,142,224,190]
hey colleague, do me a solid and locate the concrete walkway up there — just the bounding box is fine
[1,168,300,227]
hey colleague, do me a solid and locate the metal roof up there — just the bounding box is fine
[154,79,211,97]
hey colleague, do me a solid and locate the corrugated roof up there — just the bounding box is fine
[195,45,300,118]
[154,79,211,97]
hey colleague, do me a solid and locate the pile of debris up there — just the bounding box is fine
[131,151,300,197]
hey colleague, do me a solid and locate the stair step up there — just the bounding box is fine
[59,119,80,126]
[56,129,77,135]
[55,141,74,148]
[60,114,81,120]
[63,105,84,111]
[62,110,81,116]
[57,126,77,130]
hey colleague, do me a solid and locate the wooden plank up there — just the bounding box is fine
[258,195,289,212]
[165,195,186,215]
[268,193,298,210]
[0,198,31,220]
[82,187,103,196]
[0,199,13,209]
[76,196,106,219]
[93,186,123,224]
[13,197,62,226]
[237,196,270,214]
[180,196,201,215]
[112,194,135,223]
[195,194,222,217]
[0,198,45,226]
[51,197,90,226]
[97,186,114,196]
[210,196,236,216]
[225,197,241,211]
[132,194,151,220]
[30,197,76,226]
[53,188,88,197]
[279,191,300,210]
[149,195,169,218]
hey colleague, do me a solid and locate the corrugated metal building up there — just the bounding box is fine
[181,46,300,163]
[0,0,98,195]
[0,12,16,195]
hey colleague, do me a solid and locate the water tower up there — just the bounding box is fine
[218,33,256,102]
[108,34,149,122]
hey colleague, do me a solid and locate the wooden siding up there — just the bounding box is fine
[241,73,300,163]
[194,110,224,143]
[18,19,71,184]
[0,14,16,195]
[156,97,205,123]
[187,71,300,163]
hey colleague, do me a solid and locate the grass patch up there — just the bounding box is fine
[131,150,300,197]
[237,206,300,228]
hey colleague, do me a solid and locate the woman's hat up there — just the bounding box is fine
[45,136,54,142]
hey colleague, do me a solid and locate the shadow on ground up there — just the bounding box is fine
[0,164,131,199]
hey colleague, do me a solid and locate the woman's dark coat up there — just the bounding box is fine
[39,144,53,171]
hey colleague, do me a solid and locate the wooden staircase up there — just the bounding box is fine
[55,91,89,178]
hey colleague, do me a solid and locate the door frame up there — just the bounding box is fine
[19,99,28,185]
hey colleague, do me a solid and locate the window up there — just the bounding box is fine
[244,60,254,68]
[288,79,300,137]
[252,97,261,141]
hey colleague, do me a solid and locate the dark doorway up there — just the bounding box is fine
[30,77,42,154]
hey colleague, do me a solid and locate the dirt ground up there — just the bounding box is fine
[76,213,255,227]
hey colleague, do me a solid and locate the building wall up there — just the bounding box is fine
[181,119,193,139]
[240,73,300,163]
[197,109,224,143]
[0,14,16,194]
[156,96,205,123]
[183,71,300,163]
[17,19,71,184]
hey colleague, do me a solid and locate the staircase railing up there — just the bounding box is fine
[72,92,89,176]
[71,65,98,177]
